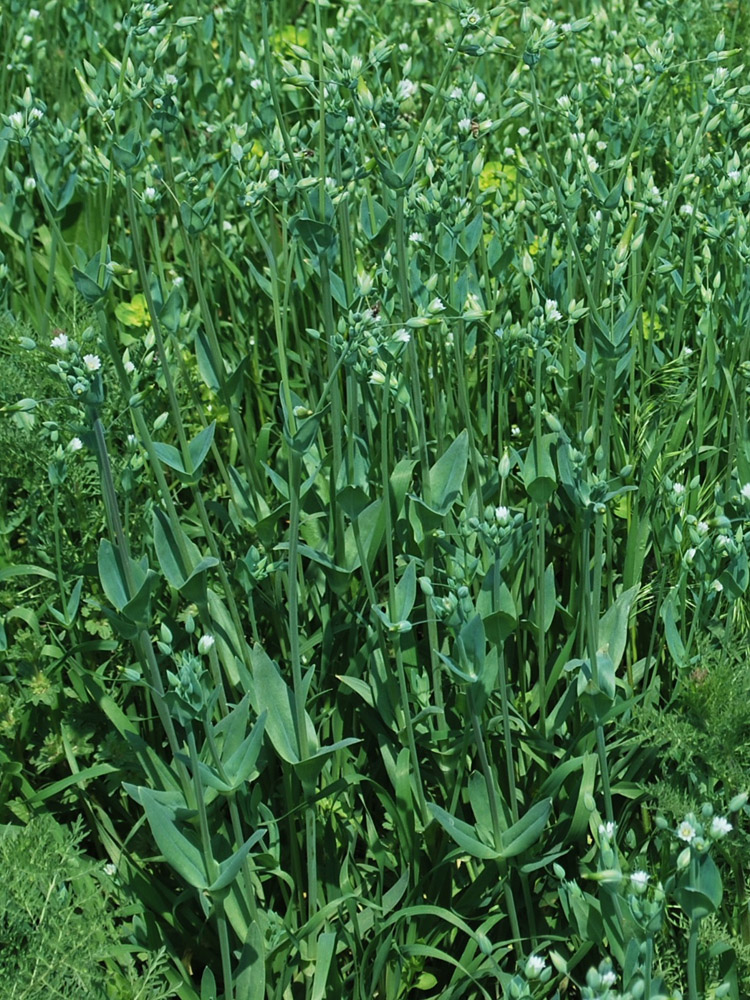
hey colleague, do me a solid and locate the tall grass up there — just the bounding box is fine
[0,0,749,998]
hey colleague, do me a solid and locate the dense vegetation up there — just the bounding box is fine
[1,0,749,997]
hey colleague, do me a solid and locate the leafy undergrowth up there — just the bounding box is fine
[1,0,749,998]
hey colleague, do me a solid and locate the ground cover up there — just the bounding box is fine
[1,1,749,997]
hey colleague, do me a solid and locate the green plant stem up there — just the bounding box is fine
[468,687,524,952]
[187,724,234,1000]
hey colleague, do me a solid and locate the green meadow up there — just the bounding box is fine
[1,1,749,997]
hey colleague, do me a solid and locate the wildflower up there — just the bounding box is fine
[474,91,486,106]
[369,370,386,385]
[680,203,694,216]
[29,8,41,18]
[409,231,423,243]
[143,186,158,202]
[268,168,280,181]
[427,297,445,314]
[495,505,510,526]
[601,970,617,987]
[393,328,410,344]
[9,110,24,130]
[449,87,463,100]
[396,78,418,102]
[525,954,547,979]
[672,482,685,497]
[728,169,741,183]
[198,634,215,654]
[28,107,43,123]
[24,176,36,192]
[630,870,649,892]
[710,815,732,838]
[50,331,69,351]
[124,360,135,374]
[677,818,697,843]
[164,72,178,88]
[741,483,750,500]
[458,117,473,132]
[545,299,562,322]
[586,155,599,173]
[599,821,616,841]
[83,354,101,372]
[67,437,83,452]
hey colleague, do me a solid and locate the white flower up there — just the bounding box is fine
[24,176,36,192]
[396,78,418,102]
[586,155,599,173]
[369,369,386,385]
[680,203,694,216]
[449,86,463,99]
[9,110,24,130]
[103,862,117,876]
[518,126,530,138]
[409,232,423,243]
[728,169,741,183]
[28,107,43,122]
[83,354,101,372]
[591,56,602,68]
[393,328,410,344]
[29,8,41,18]
[525,954,547,979]
[672,482,685,497]
[250,78,262,90]
[677,818,697,843]
[630,870,649,889]
[474,91,486,106]
[427,297,445,314]
[697,520,709,534]
[198,634,215,654]
[268,168,280,181]
[51,331,69,351]
[710,815,732,838]
[741,483,750,500]
[495,505,510,526]
[601,970,617,987]
[458,117,472,132]
[545,299,562,322]
[557,95,572,111]
[124,360,135,374]
[143,186,157,202]
[164,72,178,87]
[599,821,616,841]
[67,437,83,452]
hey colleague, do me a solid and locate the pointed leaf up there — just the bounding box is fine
[500,798,553,858]
[427,802,499,859]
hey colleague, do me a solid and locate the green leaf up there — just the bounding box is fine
[360,197,389,241]
[660,588,686,668]
[598,585,638,671]
[188,421,216,473]
[293,216,337,254]
[311,932,337,1000]
[207,830,266,893]
[251,643,314,764]
[200,968,217,1000]
[393,560,417,624]
[152,508,218,593]
[235,923,265,1000]
[129,787,207,890]
[427,802,499,859]
[223,712,267,789]
[500,798,553,858]
[523,434,557,503]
